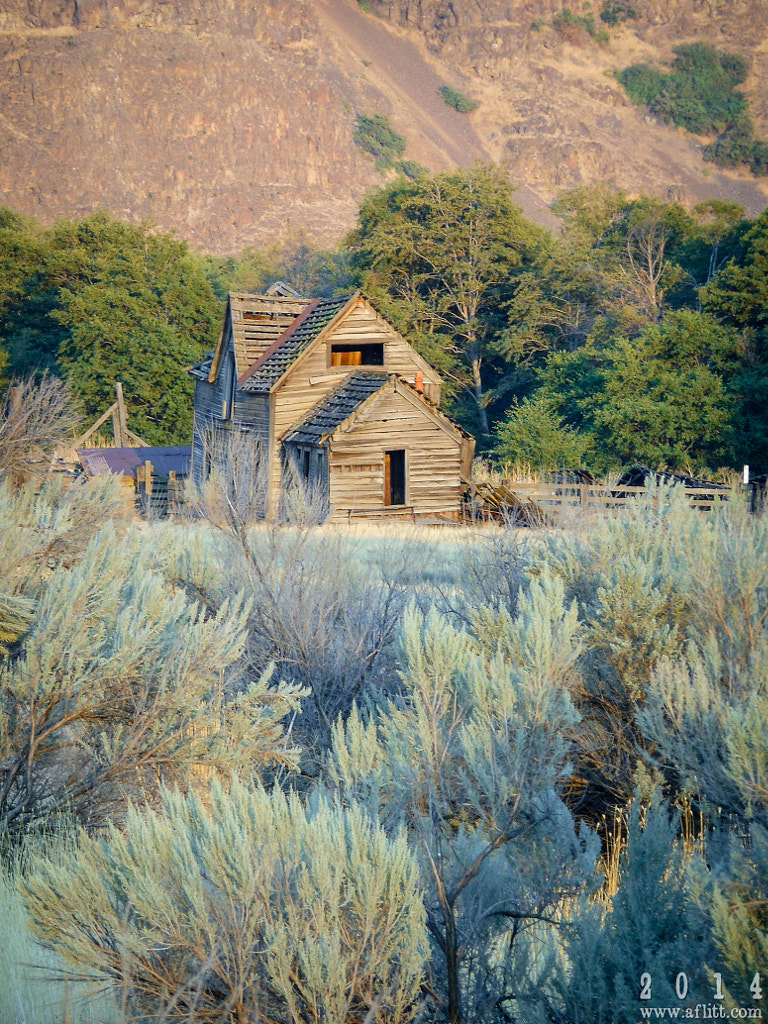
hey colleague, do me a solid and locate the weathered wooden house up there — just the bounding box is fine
[190,289,474,521]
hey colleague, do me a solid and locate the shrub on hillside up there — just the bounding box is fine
[599,1,637,26]
[439,85,478,114]
[617,43,767,173]
[553,7,609,44]
[353,113,407,172]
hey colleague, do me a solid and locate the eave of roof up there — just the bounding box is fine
[283,372,467,448]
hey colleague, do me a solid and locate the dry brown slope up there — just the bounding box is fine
[0,0,765,253]
[367,0,768,216]
[0,0,388,250]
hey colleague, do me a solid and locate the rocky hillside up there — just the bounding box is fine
[0,0,765,252]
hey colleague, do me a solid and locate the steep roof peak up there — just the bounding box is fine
[239,293,358,392]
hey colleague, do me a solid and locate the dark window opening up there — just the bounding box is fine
[331,343,384,367]
[302,449,310,480]
[384,450,406,506]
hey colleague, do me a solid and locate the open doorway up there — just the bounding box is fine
[384,449,406,506]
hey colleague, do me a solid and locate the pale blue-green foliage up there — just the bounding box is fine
[0,524,304,833]
[639,592,768,1006]
[675,498,768,674]
[23,778,426,1024]
[535,484,695,689]
[632,497,768,1011]
[0,475,131,649]
[328,578,598,1022]
[155,512,415,774]
[550,795,716,1023]
[538,487,767,687]
[529,487,767,814]
[0,858,118,1024]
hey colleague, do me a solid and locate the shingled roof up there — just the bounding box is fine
[239,294,353,392]
[283,371,390,446]
[226,292,310,379]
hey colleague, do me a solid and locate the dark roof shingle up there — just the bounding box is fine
[282,371,390,446]
[240,294,353,392]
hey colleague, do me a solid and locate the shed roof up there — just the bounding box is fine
[77,446,191,478]
[283,371,390,446]
[239,294,354,392]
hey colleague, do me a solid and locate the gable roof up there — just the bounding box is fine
[208,292,310,383]
[239,294,353,392]
[283,372,466,449]
[282,371,390,446]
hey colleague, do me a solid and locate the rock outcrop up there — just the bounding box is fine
[0,0,765,251]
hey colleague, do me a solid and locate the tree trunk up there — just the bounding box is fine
[471,354,489,435]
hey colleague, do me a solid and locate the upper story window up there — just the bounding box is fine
[330,343,384,367]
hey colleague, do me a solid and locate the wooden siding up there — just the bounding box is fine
[192,373,271,487]
[211,294,309,381]
[233,391,270,437]
[268,297,444,504]
[325,385,463,520]
[327,301,441,405]
[191,377,223,487]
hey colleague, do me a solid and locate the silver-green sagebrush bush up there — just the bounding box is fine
[182,432,415,774]
[22,779,426,1024]
[0,516,304,835]
[636,505,768,1010]
[328,586,600,1023]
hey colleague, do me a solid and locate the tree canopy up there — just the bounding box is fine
[1,168,766,471]
[348,164,549,436]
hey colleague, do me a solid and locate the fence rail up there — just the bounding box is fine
[135,463,185,516]
[504,481,734,514]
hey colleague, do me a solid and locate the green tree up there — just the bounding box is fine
[492,392,593,471]
[50,213,220,444]
[0,207,58,379]
[539,309,736,472]
[702,209,768,471]
[349,165,548,436]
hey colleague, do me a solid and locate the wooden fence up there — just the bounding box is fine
[503,481,734,518]
[464,480,743,525]
[135,462,185,516]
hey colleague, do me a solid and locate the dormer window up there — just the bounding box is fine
[330,342,384,367]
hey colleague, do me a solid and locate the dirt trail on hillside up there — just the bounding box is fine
[315,0,560,227]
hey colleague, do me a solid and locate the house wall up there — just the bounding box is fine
[192,366,270,487]
[332,303,441,405]
[326,385,463,520]
[268,299,444,506]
